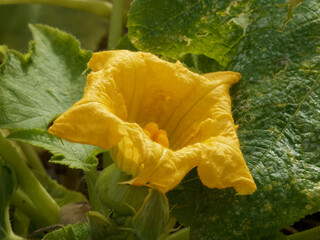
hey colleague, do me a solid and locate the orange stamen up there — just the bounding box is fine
[143,122,169,148]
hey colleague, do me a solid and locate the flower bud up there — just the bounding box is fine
[95,164,149,216]
[132,189,169,240]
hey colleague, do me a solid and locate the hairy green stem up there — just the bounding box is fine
[85,168,107,215]
[18,142,46,174]
[11,188,45,227]
[3,207,26,240]
[0,0,112,19]
[107,0,125,49]
[8,234,26,240]
[3,207,12,237]
[0,130,60,226]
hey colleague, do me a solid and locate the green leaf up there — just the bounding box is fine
[7,129,102,171]
[127,0,289,66]
[168,0,320,239]
[179,54,224,74]
[41,223,90,240]
[32,170,87,207]
[0,24,103,170]
[116,34,138,52]
[0,24,91,130]
[0,5,108,52]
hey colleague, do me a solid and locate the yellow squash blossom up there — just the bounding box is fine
[49,50,256,194]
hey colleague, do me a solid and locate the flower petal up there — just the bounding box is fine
[110,123,198,193]
[49,50,256,194]
[88,51,217,130]
[49,62,128,149]
[197,136,257,195]
[165,71,241,149]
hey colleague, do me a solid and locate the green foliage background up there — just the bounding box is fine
[0,4,108,52]
[0,0,319,239]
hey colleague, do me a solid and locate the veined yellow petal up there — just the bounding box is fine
[49,100,126,149]
[115,124,198,193]
[49,63,128,149]
[197,136,256,195]
[49,50,256,194]
[166,71,241,150]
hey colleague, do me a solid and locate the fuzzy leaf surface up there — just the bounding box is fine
[168,0,320,239]
[127,0,292,65]
[0,24,91,130]
[0,25,102,170]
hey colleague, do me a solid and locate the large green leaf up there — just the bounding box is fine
[0,24,101,170]
[0,24,91,130]
[127,0,293,66]
[167,0,320,239]
[0,4,108,53]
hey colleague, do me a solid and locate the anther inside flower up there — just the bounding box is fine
[49,50,257,194]
[143,122,169,148]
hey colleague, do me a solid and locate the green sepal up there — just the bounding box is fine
[87,210,119,240]
[95,164,149,216]
[132,189,169,240]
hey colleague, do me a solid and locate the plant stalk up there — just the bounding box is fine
[18,142,46,174]
[3,207,26,240]
[0,0,113,19]
[107,0,125,49]
[11,188,45,227]
[0,130,60,226]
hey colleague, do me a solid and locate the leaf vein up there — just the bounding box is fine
[254,73,320,169]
